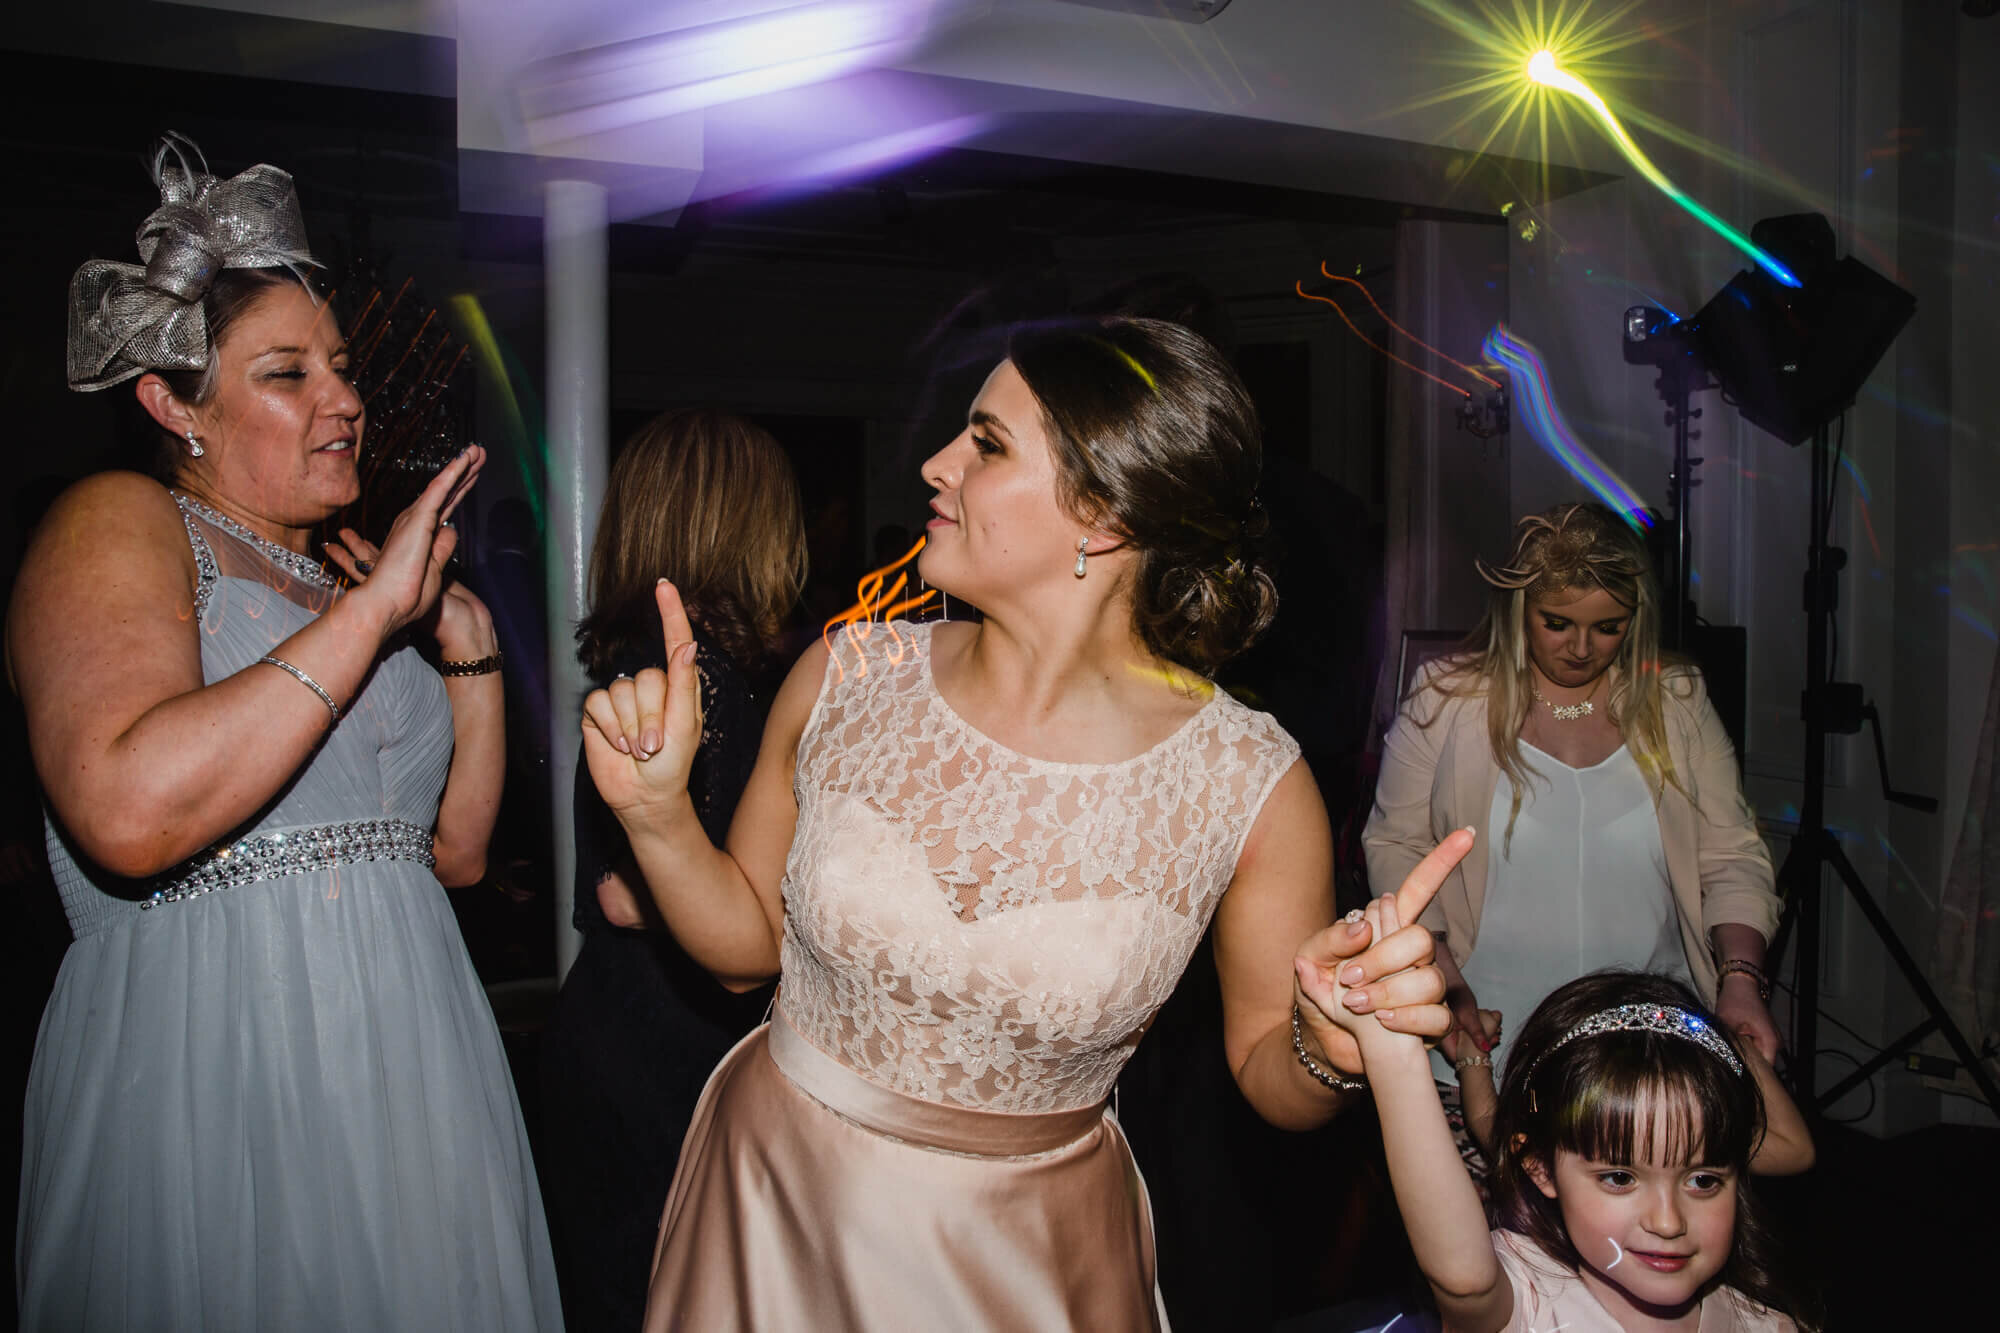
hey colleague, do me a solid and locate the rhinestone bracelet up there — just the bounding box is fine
[1292,1003,1368,1093]
[255,655,341,722]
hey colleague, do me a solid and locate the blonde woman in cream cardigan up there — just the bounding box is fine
[1365,503,1783,1163]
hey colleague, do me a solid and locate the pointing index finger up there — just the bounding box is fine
[654,578,697,651]
[1393,826,1475,926]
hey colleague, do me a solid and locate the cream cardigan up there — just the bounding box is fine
[1363,660,1781,1003]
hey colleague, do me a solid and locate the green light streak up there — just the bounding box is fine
[1525,50,1801,286]
[450,294,547,532]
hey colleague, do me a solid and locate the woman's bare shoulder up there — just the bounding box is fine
[6,472,194,692]
[27,471,184,553]
[764,633,836,739]
[15,471,192,587]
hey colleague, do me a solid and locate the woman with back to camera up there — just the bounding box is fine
[1365,502,1784,1173]
[9,140,560,1329]
[540,408,805,1332]
[583,316,1474,1330]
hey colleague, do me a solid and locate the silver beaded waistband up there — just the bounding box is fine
[142,819,437,909]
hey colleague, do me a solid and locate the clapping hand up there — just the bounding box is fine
[331,446,485,641]
[1292,828,1473,1078]
[579,579,705,827]
[325,512,494,663]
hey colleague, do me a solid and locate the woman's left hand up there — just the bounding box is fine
[1293,828,1474,1076]
[327,527,497,662]
[1715,974,1781,1063]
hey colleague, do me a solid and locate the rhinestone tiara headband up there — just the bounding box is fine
[1521,1003,1746,1085]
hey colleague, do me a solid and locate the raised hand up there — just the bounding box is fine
[579,579,705,826]
[326,523,496,663]
[1292,827,1472,1075]
[342,446,484,639]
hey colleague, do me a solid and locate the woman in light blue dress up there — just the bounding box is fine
[11,142,561,1330]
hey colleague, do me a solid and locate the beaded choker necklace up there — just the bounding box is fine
[173,492,336,589]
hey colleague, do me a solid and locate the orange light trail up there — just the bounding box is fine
[1294,281,1471,400]
[1317,263,1503,390]
[823,534,937,681]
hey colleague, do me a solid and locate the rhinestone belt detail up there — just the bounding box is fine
[141,819,436,909]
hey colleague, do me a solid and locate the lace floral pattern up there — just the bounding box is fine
[780,622,1300,1113]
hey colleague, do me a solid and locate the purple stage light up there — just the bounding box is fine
[1483,323,1653,529]
[521,1,984,144]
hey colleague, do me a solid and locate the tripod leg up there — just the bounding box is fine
[1822,839,2000,1114]
[1816,1018,1937,1107]
[1766,833,1815,979]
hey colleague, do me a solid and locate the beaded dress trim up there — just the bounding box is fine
[141,818,437,909]
[172,492,337,590]
[174,501,219,617]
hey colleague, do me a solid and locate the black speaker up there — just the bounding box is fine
[1686,624,1748,767]
[1683,214,1915,445]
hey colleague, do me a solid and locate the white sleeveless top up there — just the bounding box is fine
[779,621,1301,1114]
[1437,741,1690,1083]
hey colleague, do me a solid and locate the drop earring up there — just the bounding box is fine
[1074,536,1089,579]
[185,430,204,458]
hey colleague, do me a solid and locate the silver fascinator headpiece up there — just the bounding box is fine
[67,136,318,392]
[1521,1003,1747,1089]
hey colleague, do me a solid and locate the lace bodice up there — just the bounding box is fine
[779,621,1300,1113]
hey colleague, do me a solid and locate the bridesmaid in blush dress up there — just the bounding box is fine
[585,318,1473,1331]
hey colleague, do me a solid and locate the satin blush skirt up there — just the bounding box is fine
[642,1007,1166,1332]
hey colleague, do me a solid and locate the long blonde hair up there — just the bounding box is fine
[1418,503,1689,839]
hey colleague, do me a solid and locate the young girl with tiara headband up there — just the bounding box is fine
[1306,892,1818,1332]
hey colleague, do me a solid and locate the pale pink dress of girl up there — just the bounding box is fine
[641,621,1300,1332]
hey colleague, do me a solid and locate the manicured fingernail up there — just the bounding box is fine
[615,737,630,755]
[1378,1009,1396,1022]
[1343,991,1370,1012]
[642,729,660,755]
[1460,825,1477,837]
[1347,920,1368,936]
[1341,965,1364,986]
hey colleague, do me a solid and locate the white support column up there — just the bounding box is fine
[544,178,609,981]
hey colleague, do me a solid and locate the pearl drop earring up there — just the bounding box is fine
[185,430,204,458]
[1074,536,1089,579]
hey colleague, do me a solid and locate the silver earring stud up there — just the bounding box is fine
[185,430,203,458]
[1074,536,1089,579]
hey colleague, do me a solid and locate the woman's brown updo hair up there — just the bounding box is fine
[1006,316,1275,675]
